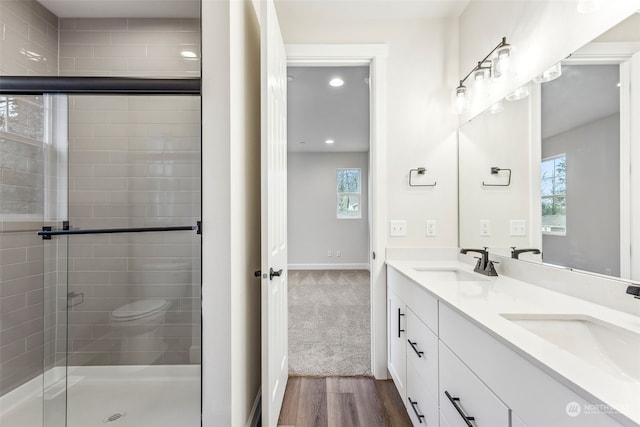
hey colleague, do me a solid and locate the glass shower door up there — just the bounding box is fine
[59,94,201,427]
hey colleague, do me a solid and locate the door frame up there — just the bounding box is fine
[542,44,639,279]
[286,44,389,379]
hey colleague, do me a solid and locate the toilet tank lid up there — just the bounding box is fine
[112,299,168,319]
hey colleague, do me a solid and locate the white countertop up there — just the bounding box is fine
[386,259,640,427]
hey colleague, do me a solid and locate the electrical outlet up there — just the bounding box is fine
[480,220,491,236]
[336,250,341,257]
[390,220,407,237]
[425,220,437,237]
[510,220,527,236]
[327,249,332,257]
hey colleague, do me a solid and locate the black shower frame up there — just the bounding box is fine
[0,76,200,95]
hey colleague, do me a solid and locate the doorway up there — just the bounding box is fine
[284,44,388,380]
[287,65,371,376]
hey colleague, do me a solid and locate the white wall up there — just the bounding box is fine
[458,96,532,249]
[202,0,261,425]
[276,8,460,248]
[288,152,369,268]
[458,0,640,121]
[542,114,620,276]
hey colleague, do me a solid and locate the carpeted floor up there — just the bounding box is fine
[288,270,371,377]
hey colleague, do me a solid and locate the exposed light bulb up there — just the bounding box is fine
[491,43,513,80]
[533,62,562,83]
[329,78,344,87]
[452,85,470,115]
[474,68,489,81]
[506,83,530,101]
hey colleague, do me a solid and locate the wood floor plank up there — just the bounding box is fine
[374,380,413,427]
[279,377,410,427]
[278,377,301,426]
[326,377,356,394]
[352,378,387,426]
[327,393,359,427]
[296,378,328,427]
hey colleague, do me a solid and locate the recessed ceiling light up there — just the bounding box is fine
[329,78,344,87]
[298,141,305,144]
[287,75,294,82]
[325,139,335,144]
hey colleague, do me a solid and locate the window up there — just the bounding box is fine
[336,168,361,219]
[541,155,566,235]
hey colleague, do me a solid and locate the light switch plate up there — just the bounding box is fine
[425,220,436,237]
[390,220,407,237]
[480,220,490,236]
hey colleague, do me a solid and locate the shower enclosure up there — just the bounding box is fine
[0,2,202,426]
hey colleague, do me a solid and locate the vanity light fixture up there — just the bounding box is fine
[533,62,562,83]
[506,83,530,101]
[329,78,344,87]
[453,37,513,115]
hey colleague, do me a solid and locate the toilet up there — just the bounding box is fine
[110,299,171,364]
[109,259,193,364]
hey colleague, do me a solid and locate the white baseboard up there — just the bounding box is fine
[288,263,370,271]
[246,390,261,427]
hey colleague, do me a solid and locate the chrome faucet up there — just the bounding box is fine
[510,247,541,260]
[460,247,498,276]
[626,284,640,299]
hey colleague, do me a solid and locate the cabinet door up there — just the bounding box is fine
[439,343,509,427]
[406,308,438,401]
[388,289,407,403]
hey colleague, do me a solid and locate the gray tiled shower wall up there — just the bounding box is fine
[0,1,201,397]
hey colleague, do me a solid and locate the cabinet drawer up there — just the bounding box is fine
[439,343,509,427]
[388,266,438,333]
[406,371,439,427]
[406,308,438,399]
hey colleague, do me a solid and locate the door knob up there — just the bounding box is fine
[269,267,283,280]
[254,270,261,278]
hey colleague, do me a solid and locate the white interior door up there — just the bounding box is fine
[260,1,288,426]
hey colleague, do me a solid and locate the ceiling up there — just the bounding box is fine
[287,66,370,153]
[37,0,200,18]
[37,0,468,20]
[275,0,469,22]
[541,64,620,140]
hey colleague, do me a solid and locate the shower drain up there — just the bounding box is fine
[103,412,126,423]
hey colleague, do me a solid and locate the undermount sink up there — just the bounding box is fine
[412,268,488,282]
[501,313,640,384]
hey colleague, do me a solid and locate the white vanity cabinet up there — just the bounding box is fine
[439,304,626,427]
[386,265,630,427]
[387,266,440,426]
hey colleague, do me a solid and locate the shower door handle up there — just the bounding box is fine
[38,224,199,240]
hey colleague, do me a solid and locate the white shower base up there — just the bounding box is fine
[0,365,200,427]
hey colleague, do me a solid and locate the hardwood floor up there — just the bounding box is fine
[277,377,412,427]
